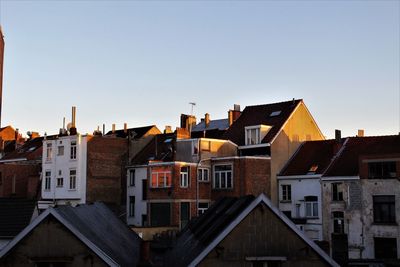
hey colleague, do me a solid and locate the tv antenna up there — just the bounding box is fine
[189,102,196,115]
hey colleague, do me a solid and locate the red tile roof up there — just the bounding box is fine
[279,139,341,176]
[222,99,302,145]
[324,135,400,177]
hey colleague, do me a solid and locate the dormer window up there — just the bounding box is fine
[245,125,272,146]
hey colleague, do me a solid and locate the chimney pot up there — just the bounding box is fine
[124,123,128,134]
[335,129,341,142]
[112,124,116,134]
[357,129,364,137]
[234,104,240,111]
[205,113,210,128]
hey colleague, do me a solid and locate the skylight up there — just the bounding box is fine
[307,165,318,174]
[270,111,281,117]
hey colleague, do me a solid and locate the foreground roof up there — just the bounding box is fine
[165,194,338,267]
[324,135,400,177]
[279,139,340,176]
[0,202,142,266]
[222,99,303,146]
[0,198,36,238]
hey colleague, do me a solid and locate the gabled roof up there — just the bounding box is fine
[279,139,341,176]
[0,202,141,267]
[222,99,303,146]
[0,137,43,162]
[130,133,175,165]
[165,194,338,267]
[324,135,400,177]
[0,198,36,238]
[192,119,229,132]
[105,125,156,138]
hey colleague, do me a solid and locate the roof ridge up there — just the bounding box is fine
[244,99,303,108]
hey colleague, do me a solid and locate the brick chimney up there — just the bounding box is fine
[164,126,172,134]
[205,113,210,128]
[357,129,364,137]
[180,114,196,132]
[124,123,128,134]
[228,104,241,126]
[112,124,116,134]
[335,129,341,142]
[69,106,77,135]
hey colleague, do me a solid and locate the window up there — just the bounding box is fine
[57,146,64,156]
[129,169,135,186]
[374,237,397,259]
[44,171,51,191]
[151,171,172,188]
[198,202,209,215]
[70,141,77,159]
[46,143,52,161]
[198,168,210,182]
[142,180,147,200]
[332,183,343,201]
[246,127,260,145]
[180,166,189,188]
[332,211,344,234]
[56,177,63,188]
[368,162,396,178]
[281,184,291,202]
[305,196,318,217]
[373,195,395,224]
[150,203,171,226]
[213,164,233,189]
[69,169,76,190]
[192,140,199,155]
[129,196,135,217]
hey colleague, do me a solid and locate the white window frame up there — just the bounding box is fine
[213,164,233,189]
[70,140,77,160]
[69,169,77,190]
[198,168,210,182]
[305,197,318,218]
[151,171,172,188]
[56,177,63,188]
[129,169,135,187]
[44,171,51,191]
[245,126,261,145]
[46,143,52,161]
[180,166,189,188]
[281,184,291,202]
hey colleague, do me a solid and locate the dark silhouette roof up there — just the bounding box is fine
[324,135,400,177]
[223,99,302,146]
[0,202,142,266]
[0,198,36,238]
[279,139,341,176]
[106,125,156,138]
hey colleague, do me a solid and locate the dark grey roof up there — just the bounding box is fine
[106,125,156,138]
[164,195,255,267]
[54,202,141,267]
[192,119,229,132]
[0,198,36,238]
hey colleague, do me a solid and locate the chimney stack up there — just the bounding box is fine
[103,124,105,136]
[124,123,128,134]
[205,113,210,128]
[228,104,241,126]
[335,129,341,142]
[112,124,116,134]
[70,106,77,135]
[164,126,172,134]
[357,129,364,137]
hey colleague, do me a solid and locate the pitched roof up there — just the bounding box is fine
[0,202,142,266]
[279,139,340,176]
[222,99,302,146]
[130,133,175,165]
[105,125,156,138]
[192,119,229,132]
[0,198,36,238]
[324,135,400,177]
[165,194,338,267]
[0,137,44,162]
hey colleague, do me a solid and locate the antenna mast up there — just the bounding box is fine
[189,102,196,115]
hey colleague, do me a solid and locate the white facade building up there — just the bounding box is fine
[126,167,148,226]
[278,175,323,241]
[40,134,88,209]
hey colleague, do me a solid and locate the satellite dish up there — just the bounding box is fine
[66,123,72,131]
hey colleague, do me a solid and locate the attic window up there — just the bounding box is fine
[28,147,36,152]
[307,165,318,174]
[164,138,173,143]
[270,111,281,117]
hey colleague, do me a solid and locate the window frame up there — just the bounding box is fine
[46,143,52,161]
[281,184,291,202]
[332,211,345,234]
[331,183,344,201]
[150,171,172,188]
[373,195,396,224]
[213,164,233,189]
[44,171,51,191]
[245,126,261,146]
[304,196,318,218]
[198,168,210,182]
[70,140,77,160]
[129,169,135,187]
[69,169,77,190]
[368,161,397,179]
[56,177,64,188]
[180,166,189,188]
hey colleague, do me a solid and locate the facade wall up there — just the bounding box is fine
[86,136,127,206]
[0,163,40,198]
[200,203,331,267]
[127,167,147,226]
[0,216,107,267]
[271,102,324,205]
[41,135,89,206]
[278,176,323,241]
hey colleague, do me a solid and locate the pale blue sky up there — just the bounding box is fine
[0,0,399,138]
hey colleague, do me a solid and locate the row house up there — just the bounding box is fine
[278,133,400,266]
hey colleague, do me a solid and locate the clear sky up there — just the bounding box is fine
[0,0,399,139]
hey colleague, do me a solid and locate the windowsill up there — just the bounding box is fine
[198,180,210,183]
[212,188,234,191]
[56,186,63,188]
[180,186,189,188]
[44,189,51,192]
[69,159,77,161]
[331,200,345,203]
[150,187,172,189]
[372,222,398,226]
[68,189,77,191]
[280,200,292,203]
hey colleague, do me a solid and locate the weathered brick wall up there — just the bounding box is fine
[0,163,40,198]
[86,137,128,206]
